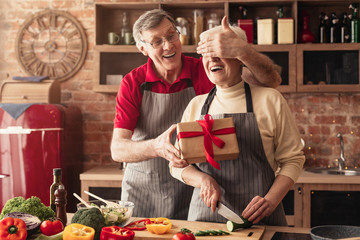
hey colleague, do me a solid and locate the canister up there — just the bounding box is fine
[278,18,294,44]
[238,19,253,43]
[257,19,274,45]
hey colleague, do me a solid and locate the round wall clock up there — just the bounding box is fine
[15,9,88,81]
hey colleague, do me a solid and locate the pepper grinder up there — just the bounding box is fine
[55,185,67,226]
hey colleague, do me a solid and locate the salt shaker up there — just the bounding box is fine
[55,185,67,226]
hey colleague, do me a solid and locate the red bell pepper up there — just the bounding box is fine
[0,217,28,240]
[100,226,135,240]
[124,218,150,230]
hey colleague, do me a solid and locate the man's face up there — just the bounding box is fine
[202,56,242,88]
[140,18,182,74]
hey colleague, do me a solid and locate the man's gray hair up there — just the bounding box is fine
[133,9,177,47]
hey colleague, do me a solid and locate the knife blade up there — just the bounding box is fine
[217,202,244,224]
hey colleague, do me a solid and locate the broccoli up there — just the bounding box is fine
[0,196,55,221]
[71,207,105,240]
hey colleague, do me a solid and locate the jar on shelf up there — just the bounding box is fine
[207,13,220,30]
[176,17,190,45]
[193,9,204,45]
[121,11,132,45]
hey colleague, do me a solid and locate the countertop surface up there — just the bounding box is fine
[80,165,360,184]
[297,169,360,184]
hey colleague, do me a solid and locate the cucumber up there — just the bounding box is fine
[226,216,253,232]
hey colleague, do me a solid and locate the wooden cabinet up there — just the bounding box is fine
[288,171,360,228]
[93,1,360,93]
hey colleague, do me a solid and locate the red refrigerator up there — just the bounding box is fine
[0,104,83,212]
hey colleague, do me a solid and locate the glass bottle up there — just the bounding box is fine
[329,12,340,43]
[319,12,328,43]
[50,168,64,212]
[299,10,315,43]
[339,12,351,43]
[350,3,359,43]
[207,13,220,30]
[121,12,132,45]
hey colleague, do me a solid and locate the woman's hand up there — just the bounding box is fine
[241,196,277,224]
[199,175,221,212]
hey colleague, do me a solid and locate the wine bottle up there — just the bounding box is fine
[350,3,359,43]
[339,12,351,43]
[50,168,64,212]
[319,12,328,43]
[329,12,340,43]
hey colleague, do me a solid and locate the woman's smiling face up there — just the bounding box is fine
[202,56,243,88]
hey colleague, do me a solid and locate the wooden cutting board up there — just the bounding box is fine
[133,219,265,240]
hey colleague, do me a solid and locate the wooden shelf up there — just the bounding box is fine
[93,1,360,94]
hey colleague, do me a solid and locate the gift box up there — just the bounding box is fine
[177,115,239,170]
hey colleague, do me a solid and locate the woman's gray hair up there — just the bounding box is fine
[133,9,177,48]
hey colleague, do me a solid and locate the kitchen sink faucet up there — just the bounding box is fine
[337,132,346,170]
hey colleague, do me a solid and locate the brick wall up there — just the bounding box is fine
[0,0,359,174]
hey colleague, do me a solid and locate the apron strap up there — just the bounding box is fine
[244,82,253,113]
[200,82,254,115]
[140,79,194,94]
[200,86,217,115]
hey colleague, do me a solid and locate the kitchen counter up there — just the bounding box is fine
[79,167,360,228]
[66,214,309,240]
[297,169,360,184]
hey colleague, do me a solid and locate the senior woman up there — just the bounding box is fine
[170,25,305,225]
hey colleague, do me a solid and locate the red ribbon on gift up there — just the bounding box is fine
[177,114,236,170]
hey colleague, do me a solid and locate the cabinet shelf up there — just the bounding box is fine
[93,1,360,94]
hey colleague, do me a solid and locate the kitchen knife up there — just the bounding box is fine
[217,202,244,224]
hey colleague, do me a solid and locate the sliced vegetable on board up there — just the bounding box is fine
[63,223,95,240]
[124,218,150,230]
[193,229,229,236]
[145,217,172,235]
[0,217,28,240]
[100,226,135,240]
[226,216,253,232]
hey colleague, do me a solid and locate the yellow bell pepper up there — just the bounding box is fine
[145,217,172,235]
[63,223,95,240]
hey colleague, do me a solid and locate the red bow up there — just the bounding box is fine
[177,114,236,170]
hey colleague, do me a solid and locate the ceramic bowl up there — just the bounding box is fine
[77,200,134,226]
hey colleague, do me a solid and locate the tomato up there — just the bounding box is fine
[172,228,196,240]
[40,218,64,236]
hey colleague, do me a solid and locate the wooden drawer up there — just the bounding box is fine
[0,80,60,103]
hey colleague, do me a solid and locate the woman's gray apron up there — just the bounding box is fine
[188,83,287,226]
[121,79,195,219]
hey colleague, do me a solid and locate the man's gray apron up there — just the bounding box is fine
[121,79,195,219]
[188,83,287,226]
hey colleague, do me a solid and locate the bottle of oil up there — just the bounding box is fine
[50,168,64,212]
